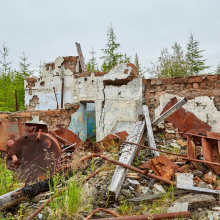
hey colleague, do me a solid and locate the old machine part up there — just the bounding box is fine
[7,130,61,183]
[0,120,30,152]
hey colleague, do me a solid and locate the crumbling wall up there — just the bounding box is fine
[143,75,220,131]
[25,57,142,141]
[0,105,79,131]
[72,63,142,141]
[25,56,81,111]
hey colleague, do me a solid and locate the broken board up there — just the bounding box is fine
[108,120,145,200]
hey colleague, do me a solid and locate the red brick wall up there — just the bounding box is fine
[143,74,220,120]
[0,105,79,131]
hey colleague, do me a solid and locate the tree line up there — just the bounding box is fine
[87,25,220,78]
[0,44,43,112]
[1,24,219,112]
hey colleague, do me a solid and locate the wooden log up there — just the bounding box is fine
[108,121,145,200]
[151,97,188,127]
[0,179,52,211]
[176,184,220,194]
[0,188,26,211]
[142,105,159,157]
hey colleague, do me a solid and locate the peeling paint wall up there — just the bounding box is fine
[25,57,142,141]
[144,75,220,132]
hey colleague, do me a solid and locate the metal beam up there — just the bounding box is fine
[151,97,188,127]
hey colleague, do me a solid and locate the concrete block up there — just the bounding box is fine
[153,184,165,193]
[175,173,194,186]
[168,202,188,213]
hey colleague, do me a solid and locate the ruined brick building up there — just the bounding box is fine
[1,55,219,142]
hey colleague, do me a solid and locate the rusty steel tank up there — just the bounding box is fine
[7,129,62,183]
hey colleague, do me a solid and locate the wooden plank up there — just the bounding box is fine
[108,121,145,200]
[142,105,159,157]
[151,97,188,127]
[128,193,165,202]
[176,184,220,195]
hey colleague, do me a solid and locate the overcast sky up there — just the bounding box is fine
[0,0,220,78]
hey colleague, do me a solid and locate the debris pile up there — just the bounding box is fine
[1,97,220,219]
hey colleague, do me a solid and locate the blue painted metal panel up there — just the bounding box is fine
[68,103,87,141]
[87,110,95,138]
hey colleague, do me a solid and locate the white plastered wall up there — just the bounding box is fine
[25,60,142,141]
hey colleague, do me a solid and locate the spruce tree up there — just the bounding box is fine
[19,51,33,77]
[119,53,131,64]
[37,59,45,77]
[101,24,122,71]
[87,46,99,72]
[0,43,15,111]
[134,53,146,76]
[15,51,33,110]
[186,33,210,75]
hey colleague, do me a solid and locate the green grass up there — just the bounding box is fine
[66,180,82,215]
[0,154,15,196]
[118,199,132,216]
[46,172,91,219]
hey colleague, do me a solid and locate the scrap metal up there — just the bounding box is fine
[140,155,183,180]
[160,97,211,135]
[186,134,198,169]
[50,127,82,147]
[180,131,220,174]
[0,120,30,151]
[7,130,62,182]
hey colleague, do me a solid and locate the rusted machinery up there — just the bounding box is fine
[7,129,61,183]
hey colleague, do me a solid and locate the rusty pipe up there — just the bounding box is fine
[180,157,220,167]
[86,208,120,219]
[92,211,191,220]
